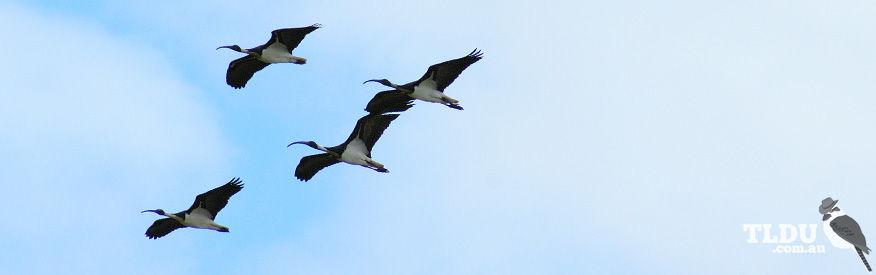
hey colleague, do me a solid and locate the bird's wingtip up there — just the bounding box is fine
[469,48,484,58]
[228,177,243,186]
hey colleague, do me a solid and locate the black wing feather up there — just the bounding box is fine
[365,90,415,114]
[295,153,340,181]
[338,114,398,157]
[187,178,244,218]
[358,114,399,152]
[831,215,872,253]
[226,56,270,89]
[416,49,483,91]
[145,218,186,239]
[269,24,321,53]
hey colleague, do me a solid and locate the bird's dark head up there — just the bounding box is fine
[363,79,395,87]
[141,209,166,216]
[217,45,243,52]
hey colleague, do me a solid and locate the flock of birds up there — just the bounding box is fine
[141,24,483,239]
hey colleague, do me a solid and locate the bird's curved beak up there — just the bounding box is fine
[141,210,156,214]
[216,45,235,50]
[288,141,306,147]
[363,79,380,85]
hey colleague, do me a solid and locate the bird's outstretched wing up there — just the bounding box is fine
[226,56,270,89]
[831,215,872,253]
[357,114,399,152]
[186,178,244,218]
[145,218,186,239]
[269,24,322,53]
[365,90,414,114]
[295,153,340,181]
[416,49,483,92]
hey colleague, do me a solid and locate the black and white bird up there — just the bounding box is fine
[364,49,483,111]
[142,178,244,239]
[217,24,321,89]
[288,114,399,181]
[821,197,872,272]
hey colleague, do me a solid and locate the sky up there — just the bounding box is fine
[3,0,876,274]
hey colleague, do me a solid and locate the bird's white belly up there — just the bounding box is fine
[341,139,370,166]
[824,220,854,249]
[184,214,217,229]
[260,44,294,63]
[411,86,445,103]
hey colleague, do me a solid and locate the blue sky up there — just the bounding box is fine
[3,0,876,274]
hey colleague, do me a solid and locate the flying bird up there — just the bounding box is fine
[217,24,321,89]
[142,178,244,239]
[288,114,399,181]
[821,197,872,272]
[364,49,483,110]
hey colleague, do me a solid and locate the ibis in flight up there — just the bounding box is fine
[364,49,483,110]
[288,114,400,181]
[217,24,321,89]
[141,178,244,239]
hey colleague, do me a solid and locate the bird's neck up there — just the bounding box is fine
[315,144,332,154]
[237,47,260,57]
[166,212,186,223]
[323,146,342,158]
[825,213,847,222]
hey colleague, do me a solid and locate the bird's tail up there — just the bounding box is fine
[856,247,872,272]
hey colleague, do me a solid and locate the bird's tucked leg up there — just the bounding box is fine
[290,56,307,64]
[440,96,459,104]
[365,159,388,173]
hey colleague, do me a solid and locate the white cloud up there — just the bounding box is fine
[0,2,230,274]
